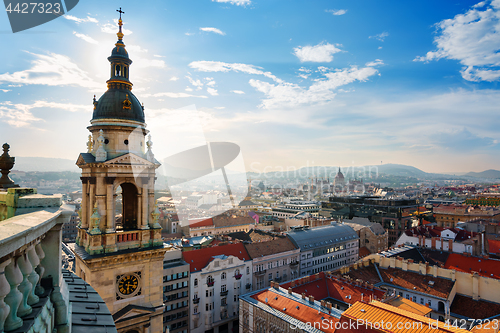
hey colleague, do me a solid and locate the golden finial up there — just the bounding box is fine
[116,7,125,40]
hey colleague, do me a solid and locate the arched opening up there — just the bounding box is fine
[438,301,445,313]
[123,66,128,78]
[115,182,138,230]
[115,64,121,77]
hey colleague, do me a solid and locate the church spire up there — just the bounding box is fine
[106,8,132,91]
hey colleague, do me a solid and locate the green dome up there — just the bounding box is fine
[110,41,129,60]
[92,89,144,123]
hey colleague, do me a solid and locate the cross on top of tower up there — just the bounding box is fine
[117,7,125,19]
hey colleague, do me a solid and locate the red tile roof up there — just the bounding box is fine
[280,272,385,305]
[445,253,500,279]
[359,246,371,258]
[251,289,339,333]
[189,218,213,228]
[450,294,500,319]
[182,243,249,272]
[488,239,500,255]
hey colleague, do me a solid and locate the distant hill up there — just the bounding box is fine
[13,157,78,172]
[464,169,500,179]
[375,164,428,177]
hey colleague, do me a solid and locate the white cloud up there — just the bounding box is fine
[231,90,245,94]
[325,9,347,15]
[293,42,342,63]
[214,106,225,109]
[154,55,165,58]
[64,15,98,23]
[369,32,389,42]
[73,31,98,44]
[207,87,219,96]
[185,87,193,92]
[185,32,195,36]
[200,27,226,35]
[170,76,179,81]
[1,89,11,92]
[0,52,100,90]
[190,59,378,108]
[365,59,384,67]
[414,1,500,82]
[212,0,251,6]
[187,76,204,90]
[0,100,88,127]
[189,61,282,83]
[101,20,132,35]
[249,65,379,109]
[142,92,208,98]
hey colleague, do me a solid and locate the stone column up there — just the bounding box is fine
[88,177,96,224]
[0,259,12,333]
[41,222,68,331]
[26,245,40,305]
[34,243,45,295]
[142,181,149,229]
[80,177,88,228]
[17,253,33,316]
[105,177,115,233]
[4,258,23,331]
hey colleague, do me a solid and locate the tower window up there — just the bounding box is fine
[124,139,129,145]
[115,64,121,76]
[104,139,109,145]
[123,66,128,78]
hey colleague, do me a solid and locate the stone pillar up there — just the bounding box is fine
[105,177,115,233]
[34,243,45,295]
[137,187,142,228]
[26,245,40,305]
[0,259,12,332]
[17,253,33,316]
[141,182,149,229]
[4,258,23,331]
[80,177,88,228]
[41,222,69,331]
[88,177,96,225]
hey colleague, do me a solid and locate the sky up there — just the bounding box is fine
[1,0,500,174]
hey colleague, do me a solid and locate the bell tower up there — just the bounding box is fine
[73,9,166,333]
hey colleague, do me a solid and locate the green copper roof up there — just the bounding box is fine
[92,89,144,123]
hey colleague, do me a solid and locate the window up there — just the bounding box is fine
[268,273,272,281]
[206,304,209,311]
[222,272,226,280]
[413,296,417,302]
[420,298,424,305]
[207,276,214,284]
[234,295,238,302]
[221,285,227,292]
[214,261,219,267]
[246,267,250,274]
[194,278,198,287]
[206,290,209,297]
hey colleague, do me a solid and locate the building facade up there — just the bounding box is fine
[163,247,190,333]
[343,217,388,254]
[183,243,252,333]
[286,224,359,276]
[245,237,300,290]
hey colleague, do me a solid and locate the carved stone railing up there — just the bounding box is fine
[0,206,72,332]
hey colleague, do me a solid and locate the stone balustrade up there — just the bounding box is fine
[0,206,72,332]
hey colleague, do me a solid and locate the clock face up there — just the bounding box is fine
[118,274,139,296]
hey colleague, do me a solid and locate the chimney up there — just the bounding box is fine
[302,293,306,300]
[288,287,292,295]
[309,295,314,304]
[431,237,436,250]
[422,235,426,247]
[321,300,326,308]
[274,281,279,289]
[326,302,332,310]
[315,273,320,280]
[291,280,296,287]
[448,239,453,253]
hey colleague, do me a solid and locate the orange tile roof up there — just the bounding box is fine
[340,301,470,333]
[182,243,249,272]
[251,289,339,333]
[384,296,432,316]
[445,253,500,279]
